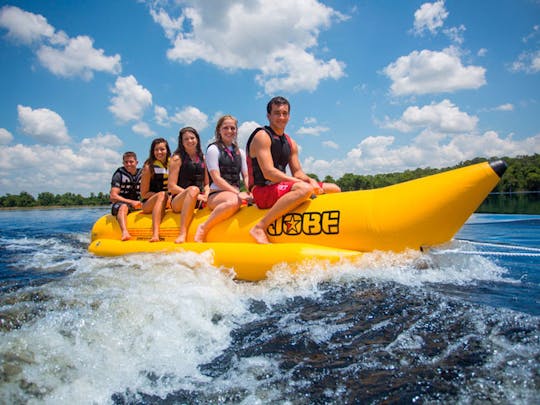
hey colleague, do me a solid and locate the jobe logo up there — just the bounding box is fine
[267,210,340,236]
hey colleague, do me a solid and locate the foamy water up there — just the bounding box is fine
[0,209,538,403]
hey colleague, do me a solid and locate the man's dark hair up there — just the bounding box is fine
[266,96,290,114]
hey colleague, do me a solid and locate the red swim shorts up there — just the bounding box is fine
[252,182,295,209]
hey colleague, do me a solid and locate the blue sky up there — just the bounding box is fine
[0,0,539,196]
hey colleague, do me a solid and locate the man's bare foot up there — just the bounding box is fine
[194,224,206,243]
[249,226,270,244]
[121,233,132,241]
[149,235,160,242]
[174,233,186,244]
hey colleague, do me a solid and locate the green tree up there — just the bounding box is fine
[37,192,57,206]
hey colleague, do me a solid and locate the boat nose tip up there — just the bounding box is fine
[489,160,507,178]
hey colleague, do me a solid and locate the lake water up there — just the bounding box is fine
[0,207,539,404]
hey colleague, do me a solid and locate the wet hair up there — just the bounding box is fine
[266,96,290,114]
[214,115,238,148]
[174,127,203,159]
[144,137,170,177]
[122,151,137,161]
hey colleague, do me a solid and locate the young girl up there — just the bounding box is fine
[168,127,209,243]
[194,115,251,242]
[140,137,171,242]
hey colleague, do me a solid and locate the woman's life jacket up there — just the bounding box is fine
[208,142,242,189]
[177,152,206,192]
[149,159,169,193]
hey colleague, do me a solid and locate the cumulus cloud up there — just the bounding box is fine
[17,105,71,144]
[0,5,56,44]
[384,99,478,133]
[0,5,121,79]
[0,128,13,144]
[302,132,540,179]
[237,120,260,148]
[413,0,448,35]
[132,121,156,137]
[383,47,486,95]
[149,0,347,94]
[0,134,124,195]
[153,105,209,132]
[109,75,153,123]
[37,36,121,80]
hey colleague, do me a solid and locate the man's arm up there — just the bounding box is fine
[110,186,141,207]
[287,138,323,193]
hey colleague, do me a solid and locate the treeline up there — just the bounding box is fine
[312,154,540,192]
[0,191,109,208]
[1,154,538,208]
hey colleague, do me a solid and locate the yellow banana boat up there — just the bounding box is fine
[89,160,506,280]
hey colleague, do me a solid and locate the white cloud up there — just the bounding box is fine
[0,135,124,195]
[17,105,71,144]
[0,128,13,144]
[81,132,123,149]
[384,47,486,95]
[322,140,339,149]
[132,121,156,137]
[238,120,261,149]
[154,105,170,126]
[0,5,56,44]
[109,75,153,123]
[154,105,209,132]
[149,7,184,40]
[384,99,478,133]
[37,36,121,80]
[413,1,448,35]
[510,50,540,74]
[443,25,465,45]
[494,103,514,112]
[151,0,347,94]
[0,5,121,79]
[302,132,540,179]
[296,125,330,136]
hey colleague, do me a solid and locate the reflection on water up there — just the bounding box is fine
[478,192,540,214]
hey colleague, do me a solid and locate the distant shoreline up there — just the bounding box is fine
[0,205,109,211]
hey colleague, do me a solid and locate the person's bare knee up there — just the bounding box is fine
[118,204,129,216]
[187,186,199,199]
[292,182,313,200]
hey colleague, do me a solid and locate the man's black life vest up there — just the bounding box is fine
[246,126,291,190]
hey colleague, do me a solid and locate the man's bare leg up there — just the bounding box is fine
[249,182,312,244]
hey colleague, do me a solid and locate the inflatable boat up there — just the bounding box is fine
[89,160,506,280]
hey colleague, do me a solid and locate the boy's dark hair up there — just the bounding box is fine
[123,151,137,161]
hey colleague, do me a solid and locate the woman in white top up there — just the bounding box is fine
[194,115,251,242]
